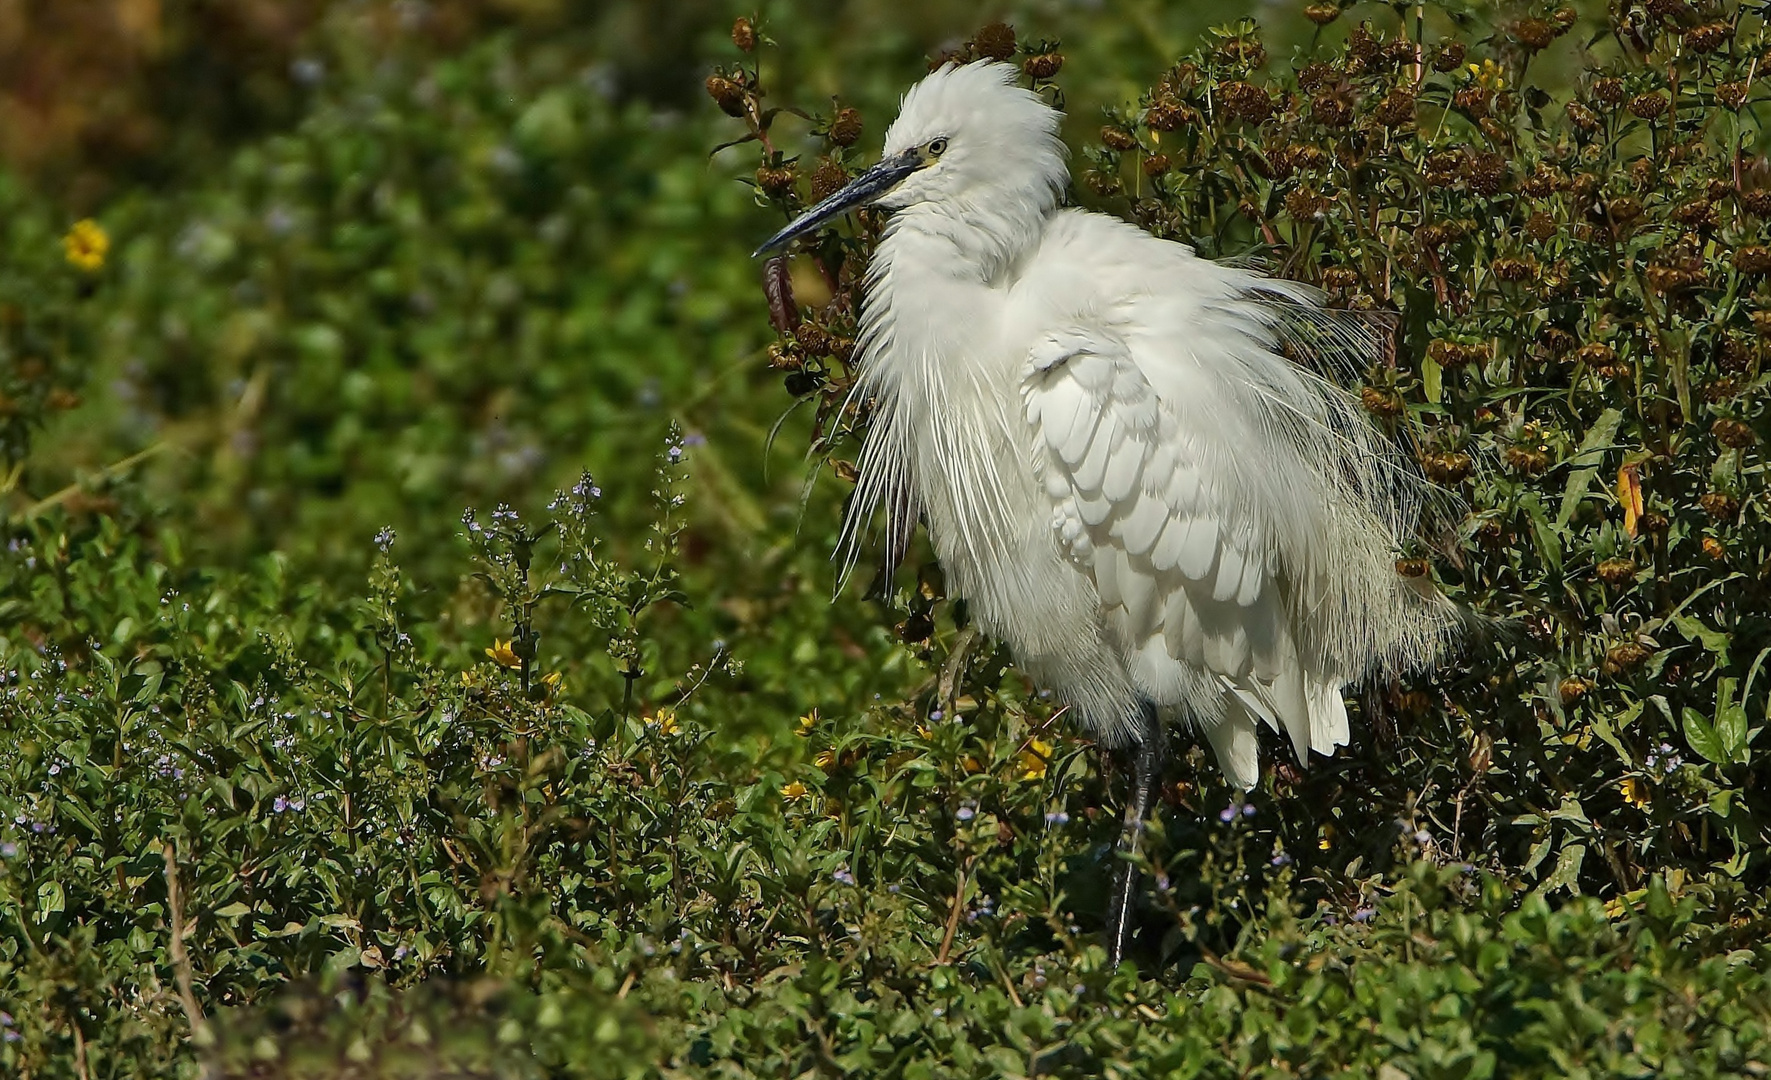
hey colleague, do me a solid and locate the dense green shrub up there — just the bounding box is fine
[2,2,1770,1078]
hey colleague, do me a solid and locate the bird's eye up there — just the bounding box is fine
[927,137,948,157]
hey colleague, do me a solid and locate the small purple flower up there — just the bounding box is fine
[1155,874,1171,891]
[1044,810,1070,826]
[1242,803,1256,818]
[0,1010,13,1026]
[273,797,289,813]
[0,843,16,858]
[1271,852,1292,867]
[929,708,944,722]
[956,805,975,822]
[1218,806,1237,823]
[832,868,856,886]
[374,526,396,552]
[1353,907,1375,923]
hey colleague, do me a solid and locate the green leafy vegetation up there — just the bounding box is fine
[3,2,1771,1077]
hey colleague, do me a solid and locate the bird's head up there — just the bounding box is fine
[754,60,1066,256]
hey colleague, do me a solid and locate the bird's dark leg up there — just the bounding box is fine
[1105,701,1166,969]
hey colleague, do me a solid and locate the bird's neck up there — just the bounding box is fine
[878,194,1050,285]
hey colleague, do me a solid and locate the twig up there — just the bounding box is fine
[16,442,171,520]
[162,841,208,1041]
[935,858,971,964]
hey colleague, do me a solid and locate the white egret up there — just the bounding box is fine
[756,60,1455,966]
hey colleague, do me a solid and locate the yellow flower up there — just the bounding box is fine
[1620,776,1651,808]
[540,671,564,692]
[1466,59,1506,90]
[64,219,109,272]
[780,781,809,803]
[813,749,837,770]
[795,709,819,736]
[485,639,521,668]
[1016,738,1053,782]
[648,707,679,736]
[962,755,983,775]
[1318,824,1337,851]
[460,670,480,688]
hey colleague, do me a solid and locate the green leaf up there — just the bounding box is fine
[1683,707,1728,766]
[1542,843,1586,895]
[1556,407,1622,526]
[1670,615,1731,667]
[35,880,65,923]
[1422,354,1442,404]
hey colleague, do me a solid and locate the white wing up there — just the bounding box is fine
[1022,327,1351,790]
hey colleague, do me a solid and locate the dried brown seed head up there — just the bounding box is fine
[1596,557,1637,586]
[1700,492,1741,519]
[973,22,1016,61]
[1558,678,1590,706]
[1515,17,1557,50]
[706,74,748,117]
[1432,42,1466,71]
[1603,642,1650,675]
[809,158,849,202]
[1492,256,1539,282]
[1627,92,1668,119]
[756,163,798,197]
[1024,52,1064,79]
[1142,153,1171,177]
[829,108,863,147]
[1311,89,1354,128]
[1304,4,1340,26]
[1220,82,1273,125]
[1591,77,1625,105]
[1565,101,1602,133]
[1360,385,1404,418]
[1713,418,1757,447]
[1100,126,1138,151]
[1684,22,1730,53]
[1144,98,1197,132]
[1374,88,1416,128]
[731,17,756,52]
[1733,246,1771,275]
[1526,212,1559,241]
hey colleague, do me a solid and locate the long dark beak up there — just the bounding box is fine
[752,149,920,256]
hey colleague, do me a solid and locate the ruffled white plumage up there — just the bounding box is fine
[835,60,1453,790]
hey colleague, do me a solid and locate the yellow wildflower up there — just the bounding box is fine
[795,709,819,735]
[1318,823,1337,851]
[63,219,109,272]
[780,780,809,803]
[460,670,480,688]
[540,671,564,692]
[485,639,521,668]
[1466,59,1505,90]
[962,755,983,775]
[1016,738,1053,782]
[649,707,679,736]
[813,749,837,770]
[1620,776,1650,808]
